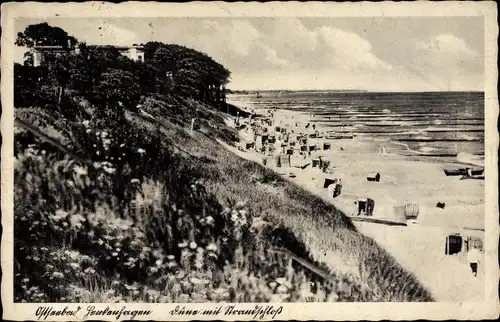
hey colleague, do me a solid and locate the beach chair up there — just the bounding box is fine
[333,183,342,198]
[465,236,483,252]
[366,198,375,216]
[445,234,463,255]
[312,158,321,168]
[404,203,419,220]
[323,178,337,189]
[356,199,367,216]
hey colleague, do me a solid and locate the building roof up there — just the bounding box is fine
[33,45,71,49]
[33,44,144,50]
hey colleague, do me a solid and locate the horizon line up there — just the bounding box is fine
[227,89,485,93]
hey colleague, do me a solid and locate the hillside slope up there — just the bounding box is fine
[15,92,433,302]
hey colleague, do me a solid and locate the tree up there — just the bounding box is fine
[15,22,78,49]
[145,42,231,101]
[93,69,141,111]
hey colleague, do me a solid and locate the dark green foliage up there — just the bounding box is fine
[16,22,78,48]
[93,69,141,110]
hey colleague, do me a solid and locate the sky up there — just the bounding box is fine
[14,17,484,92]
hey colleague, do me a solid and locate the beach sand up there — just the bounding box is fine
[224,107,485,301]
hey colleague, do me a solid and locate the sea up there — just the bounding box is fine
[227,91,485,165]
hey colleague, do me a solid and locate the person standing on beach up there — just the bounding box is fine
[467,246,481,277]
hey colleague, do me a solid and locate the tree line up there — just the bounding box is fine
[15,23,231,115]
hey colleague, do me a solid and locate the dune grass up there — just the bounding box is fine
[13,93,434,303]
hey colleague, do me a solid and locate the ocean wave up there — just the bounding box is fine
[457,152,485,167]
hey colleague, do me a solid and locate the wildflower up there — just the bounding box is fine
[103,166,116,174]
[155,260,163,266]
[205,216,214,224]
[82,120,90,127]
[120,143,125,148]
[178,242,188,248]
[276,285,288,294]
[101,131,108,138]
[236,201,247,207]
[149,267,158,274]
[124,284,137,291]
[197,247,204,254]
[190,277,201,285]
[130,178,140,184]
[52,209,69,221]
[276,277,287,285]
[167,261,177,268]
[70,214,86,228]
[167,255,175,260]
[112,252,119,257]
[214,288,226,294]
[189,242,197,250]
[137,148,146,154]
[52,272,64,279]
[69,262,80,269]
[85,129,92,133]
[268,281,277,289]
[22,278,29,283]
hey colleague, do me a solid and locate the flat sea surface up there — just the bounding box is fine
[228,91,484,162]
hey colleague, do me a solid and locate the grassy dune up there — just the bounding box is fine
[14,93,433,302]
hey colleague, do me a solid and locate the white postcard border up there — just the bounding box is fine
[2,1,498,321]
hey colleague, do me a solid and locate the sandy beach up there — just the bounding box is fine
[224,105,485,302]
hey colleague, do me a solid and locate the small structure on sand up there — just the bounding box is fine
[326,179,342,198]
[323,142,331,150]
[355,198,375,216]
[392,203,419,220]
[323,177,337,189]
[367,172,381,182]
[312,158,321,168]
[465,236,483,252]
[255,134,269,151]
[436,202,446,209]
[275,154,291,168]
[445,234,463,255]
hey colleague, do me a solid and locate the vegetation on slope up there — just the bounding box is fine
[13,23,434,303]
